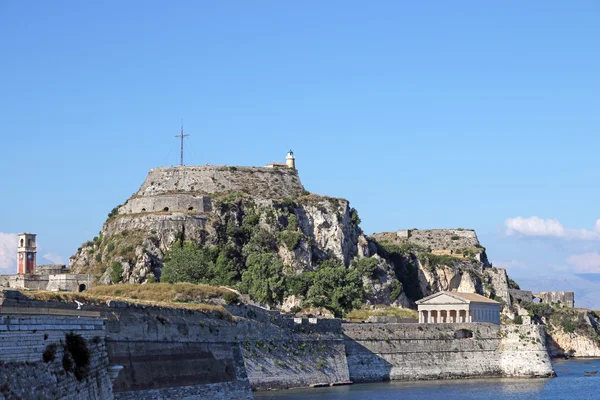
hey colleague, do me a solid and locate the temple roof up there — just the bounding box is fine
[416,291,499,305]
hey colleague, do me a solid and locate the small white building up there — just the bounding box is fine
[416,291,500,325]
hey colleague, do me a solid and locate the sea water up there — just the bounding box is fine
[255,358,600,400]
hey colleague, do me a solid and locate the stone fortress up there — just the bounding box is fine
[0,149,587,399]
[0,233,94,292]
[117,150,300,215]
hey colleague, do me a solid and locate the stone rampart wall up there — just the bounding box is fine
[404,229,480,251]
[0,274,94,292]
[103,303,349,395]
[509,289,533,304]
[131,165,305,200]
[0,306,113,400]
[535,292,575,308]
[103,303,252,400]
[118,194,212,214]
[343,323,554,382]
[0,293,556,398]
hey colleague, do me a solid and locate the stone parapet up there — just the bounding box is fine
[0,307,113,400]
[131,165,305,200]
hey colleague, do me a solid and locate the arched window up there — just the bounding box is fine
[163,207,169,212]
[78,284,87,292]
[20,239,24,247]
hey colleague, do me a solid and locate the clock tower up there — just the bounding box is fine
[17,233,37,274]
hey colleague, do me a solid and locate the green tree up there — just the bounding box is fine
[306,264,364,317]
[239,253,286,305]
[241,227,276,258]
[212,244,244,285]
[161,242,217,284]
[352,257,379,279]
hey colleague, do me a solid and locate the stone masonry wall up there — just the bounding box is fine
[104,303,350,396]
[103,303,253,400]
[535,292,575,308]
[130,166,305,200]
[0,293,557,398]
[509,289,533,304]
[0,274,94,292]
[0,306,112,400]
[119,194,212,214]
[404,229,481,251]
[343,323,554,382]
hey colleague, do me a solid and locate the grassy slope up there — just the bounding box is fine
[20,283,238,317]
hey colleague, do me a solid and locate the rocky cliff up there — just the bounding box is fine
[71,165,515,315]
[70,166,377,308]
[369,229,513,307]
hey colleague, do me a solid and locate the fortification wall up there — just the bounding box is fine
[104,303,349,395]
[130,166,305,200]
[0,274,94,292]
[404,229,481,251]
[0,305,113,400]
[118,194,212,214]
[102,302,252,400]
[509,289,533,304]
[0,292,556,398]
[101,212,207,242]
[343,323,554,382]
[535,292,575,308]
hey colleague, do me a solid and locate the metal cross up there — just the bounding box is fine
[175,121,189,166]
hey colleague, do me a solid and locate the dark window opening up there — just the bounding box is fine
[141,208,146,212]
[163,207,169,212]
[188,207,194,211]
[78,284,87,292]
[454,329,474,339]
[20,239,24,247]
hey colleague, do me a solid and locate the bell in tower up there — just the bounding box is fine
[17,233,37,274]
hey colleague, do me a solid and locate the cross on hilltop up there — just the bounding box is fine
[175,121,189,166]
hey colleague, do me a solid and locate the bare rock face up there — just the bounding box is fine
[371,230,511,307]
[547,328,600,357]
[70,166,368,286]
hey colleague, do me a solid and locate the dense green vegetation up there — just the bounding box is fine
[160,199,369,317]
[522,301,599,340]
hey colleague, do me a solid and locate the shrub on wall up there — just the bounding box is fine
[64,332,91,381]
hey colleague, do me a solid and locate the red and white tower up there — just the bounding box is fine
[17,233,36,274]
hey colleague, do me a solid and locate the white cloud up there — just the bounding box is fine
[567,252,600,273]
[0,233,17,274]
[505,217,600,240]
[42,252,64,265]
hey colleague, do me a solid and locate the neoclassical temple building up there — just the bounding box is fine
[416,291,500,324]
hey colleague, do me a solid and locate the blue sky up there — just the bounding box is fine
[1,1,599,305]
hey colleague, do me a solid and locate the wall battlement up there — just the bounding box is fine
[399,229,481,251]
[534,292,575,308]
[130,165,304,201]
[0,292,555,398]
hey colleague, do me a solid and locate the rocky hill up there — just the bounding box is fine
[369,229,512,307]
[70,163,512,316]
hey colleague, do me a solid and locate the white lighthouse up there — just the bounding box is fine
[286,150,296,169]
